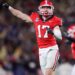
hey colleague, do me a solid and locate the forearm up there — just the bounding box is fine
[8,6,33,23]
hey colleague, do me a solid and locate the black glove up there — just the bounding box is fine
[0,2,9,9]
[2,3,9,9]
[62,32,75,42]
[46,27,54,35]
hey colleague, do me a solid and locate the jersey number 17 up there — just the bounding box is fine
[38,25,49,38]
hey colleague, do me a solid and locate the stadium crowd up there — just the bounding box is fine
[0,0,75,75]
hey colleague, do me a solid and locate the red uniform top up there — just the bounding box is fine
[30,12,62,48]
[67,24,75,59]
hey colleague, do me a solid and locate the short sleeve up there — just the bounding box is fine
[30,12,34,22]
[56,18,62,27]
[30,12,38,22]
[51,17,63,29]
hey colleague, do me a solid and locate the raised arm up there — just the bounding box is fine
[2,3,33,23]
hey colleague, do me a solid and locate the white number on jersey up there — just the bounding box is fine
[38,25,49,38]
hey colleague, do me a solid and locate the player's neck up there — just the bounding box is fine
[42,16,47,21]
[42,15,54,22]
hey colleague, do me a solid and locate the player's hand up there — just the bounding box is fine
[2,3,9,9]
[0,2,9,9]
[46,27,54,35]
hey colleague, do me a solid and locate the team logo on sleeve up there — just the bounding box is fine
[35,18,39,22]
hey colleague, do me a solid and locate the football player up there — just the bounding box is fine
[1,0,62,75]
[63,24,75,75]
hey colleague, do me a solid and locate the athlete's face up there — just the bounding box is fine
[38,6,54,17]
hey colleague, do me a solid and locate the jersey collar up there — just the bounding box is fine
[39,15,54,22]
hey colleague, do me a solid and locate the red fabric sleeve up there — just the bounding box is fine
[30,12,38,22]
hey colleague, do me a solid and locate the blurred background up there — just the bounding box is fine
[0,0,75,75]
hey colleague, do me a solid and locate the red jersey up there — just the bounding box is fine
[30,12,62,48]
[67,24,75,59]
